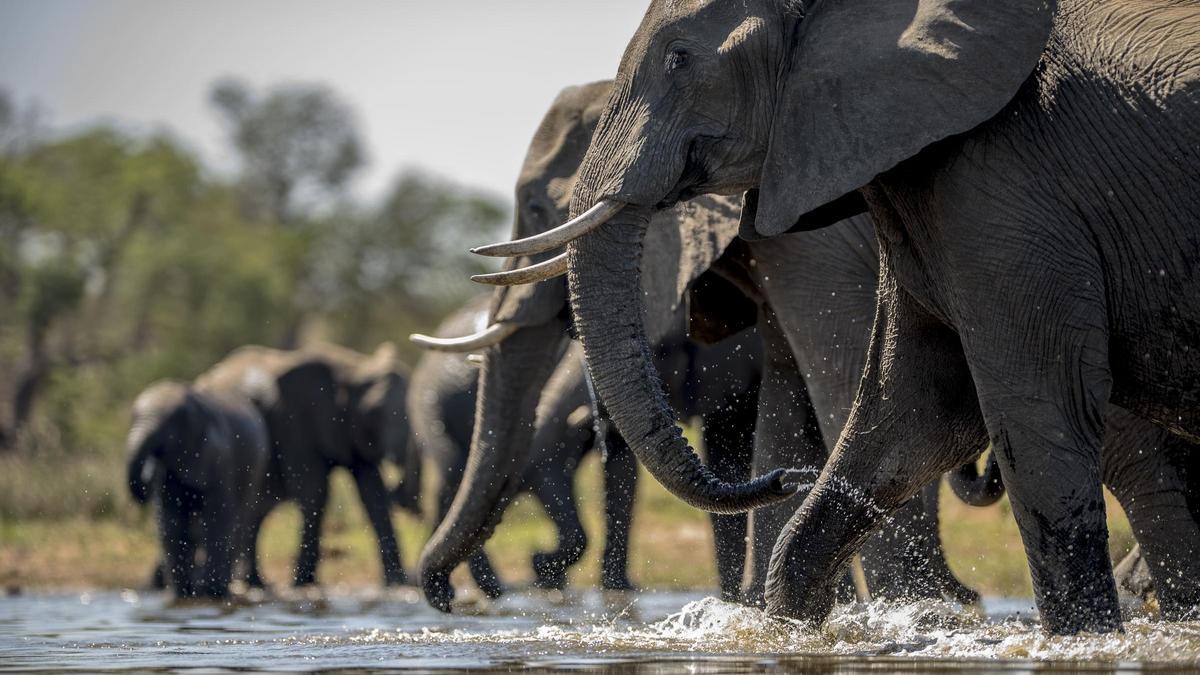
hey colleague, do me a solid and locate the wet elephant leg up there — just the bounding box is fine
[601,425,638,591]
[242,499,273,589]
[158,479,198,597]
[435,472,503,598]
[293,473,329,587]
[765,264,986,625]
[859,480,980,605]
[529,460,588,590]
[743,307,826,607]
[702,396,756,602]
[1103,410,1200,619]
[964,282,1119,633]
[200,484,235,598]
[350,461,407,586]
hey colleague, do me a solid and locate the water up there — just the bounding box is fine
[2,588,1198,671]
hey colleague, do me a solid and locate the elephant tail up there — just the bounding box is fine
[948,451,1005,507]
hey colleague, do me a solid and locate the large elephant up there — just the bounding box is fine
[198,342,412,588]
[126,379,270,598]
[412,82,789,611]
[416,81,983,611]
[486,0,1200,633]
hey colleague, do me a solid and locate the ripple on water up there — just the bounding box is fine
[3,591,1200,670]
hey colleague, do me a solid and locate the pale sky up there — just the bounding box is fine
[0,0,648,203]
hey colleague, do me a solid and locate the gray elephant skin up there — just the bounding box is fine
[407,295,599,598]
[126,379,269,598]
[508,0,1200,634]
[418,81,986,612]
[414,82,779,611]
[199,342,413,588]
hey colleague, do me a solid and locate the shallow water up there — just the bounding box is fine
[1,588,1198,671]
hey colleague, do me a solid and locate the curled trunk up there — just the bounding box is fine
[566,208,800,514]
[418,320,567,611]
[948,452,1005,507]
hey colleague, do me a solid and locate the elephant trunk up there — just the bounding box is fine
[418,320,567,611]
[565,207,800,514]
[948,451,1005,507]
[126,415,162,505]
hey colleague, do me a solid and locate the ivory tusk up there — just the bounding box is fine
[470,252,568,286]
[470,200,623,258]
[409,322,519,352]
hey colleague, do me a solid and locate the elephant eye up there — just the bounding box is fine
[665,47,691,73]
[527,202,548,224]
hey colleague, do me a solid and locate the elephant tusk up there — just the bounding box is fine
[471,252,568,286]
[465,354,484,366]
[409,322,519,352]
[470,200,623,257]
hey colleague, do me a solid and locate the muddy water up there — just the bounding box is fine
[1,589,1198,671]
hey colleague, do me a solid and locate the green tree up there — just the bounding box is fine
[210,78,364,224]
[305,170,507,359]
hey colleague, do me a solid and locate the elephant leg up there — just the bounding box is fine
[435,473,503,599]
[702,398,755,602]
[148,560,167,590]
[962,283,1120,634]
[157,481,198,598]
[859,480,980,605]
[743,307,827,607]
[200,487,235,599]
[242,498,273,589]
[529,461,587,590]
[350,461,407,586]
[765,266,986,626]
[293,474,329,587]
[1103,409,1200,619]
[601,425,638,591]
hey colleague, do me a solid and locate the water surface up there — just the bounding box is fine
[1,589,1197,671]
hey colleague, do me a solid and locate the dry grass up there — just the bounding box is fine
[0,453,1137,598]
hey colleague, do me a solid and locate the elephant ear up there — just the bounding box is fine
[747,0,1055,238]
[640,194,742,344]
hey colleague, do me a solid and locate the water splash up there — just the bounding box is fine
[4,591,1200,670]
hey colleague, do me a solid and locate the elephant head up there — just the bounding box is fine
[413,81,787,611]
[474,0,1055,618]
[126,380,212,503]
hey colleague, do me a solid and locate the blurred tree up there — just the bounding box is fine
[0,77,507,472]
[304,170,506,360]
[210,78,364,224]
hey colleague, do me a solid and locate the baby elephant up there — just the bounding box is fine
[127,380,270,598]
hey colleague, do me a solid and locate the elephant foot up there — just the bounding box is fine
[600,572,638,593]
[476,575,505,600]
[532,553,569,590]
[421,570,455,613]
[148,564,167,591]
[942,579,982,606]
[383,567,409,588]
[245,571,267,589]
[293,573,318,588]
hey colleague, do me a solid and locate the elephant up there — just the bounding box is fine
[486,0,1200,634]
[412,293,769,597]
[953,429,1200,606]
[415,80,980,611]
[126,379,270,598]
[197,342,413,588]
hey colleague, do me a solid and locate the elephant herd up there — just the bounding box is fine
[127,0,1197,637]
